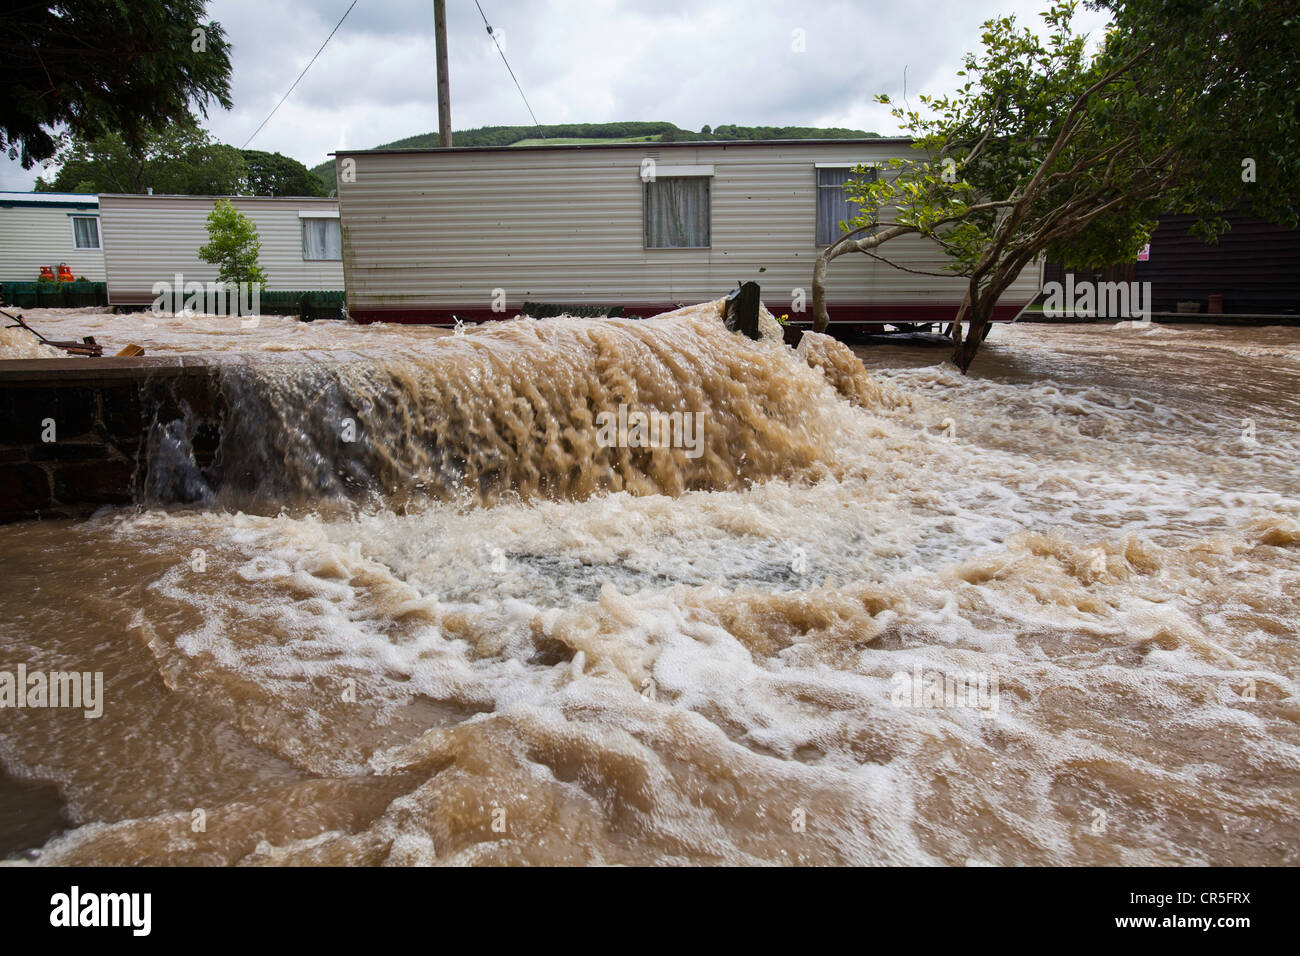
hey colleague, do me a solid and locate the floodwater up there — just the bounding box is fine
[1,307,451,358]
[0,305,1296,865]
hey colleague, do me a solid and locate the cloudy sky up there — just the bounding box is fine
[3,0,1113,190]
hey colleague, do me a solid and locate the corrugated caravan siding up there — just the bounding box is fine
[98,196,344,304]
[0,206,106,282]
[336,141,1040,319]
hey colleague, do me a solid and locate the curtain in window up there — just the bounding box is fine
[816,167,874,245]
[72,216,99,249]
[644,177,710,248]
[301,218,342,260]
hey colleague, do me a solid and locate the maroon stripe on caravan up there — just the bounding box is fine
[347,303,1031,326]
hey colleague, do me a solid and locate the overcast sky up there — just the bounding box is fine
[3,0,1113,191]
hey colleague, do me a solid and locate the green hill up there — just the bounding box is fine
[310,121,878,191]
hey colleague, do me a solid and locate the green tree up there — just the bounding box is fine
[197,200,267,288]
[0,0,233,168]
[35,120,246,195]
[241,149,328,196]
[812,0,1300,371]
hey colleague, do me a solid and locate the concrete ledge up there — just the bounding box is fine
[0,355,187,384]
[0,349,364,385]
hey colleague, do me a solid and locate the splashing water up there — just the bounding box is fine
[194,302,857,511]
[0,305,1297,865]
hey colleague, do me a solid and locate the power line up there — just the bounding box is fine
[242,0,360,149]
[473,0,540,129]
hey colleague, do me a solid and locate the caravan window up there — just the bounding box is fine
[301,216,342,260]
[644,176,711,248]
[816,166,874,246]
[71,215,100,249]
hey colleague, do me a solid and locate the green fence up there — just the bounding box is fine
[0,283,346,320]
[522,301,624,319]
[0,281,107,309]
[257,290,346,321]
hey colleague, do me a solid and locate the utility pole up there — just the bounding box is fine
[434,0,452,147]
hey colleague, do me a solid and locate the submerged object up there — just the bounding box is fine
[724,281,762,339]
[0,308,102,357]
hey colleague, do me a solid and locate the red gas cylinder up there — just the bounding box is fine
[57,263,75,282]
[39,265,55,282]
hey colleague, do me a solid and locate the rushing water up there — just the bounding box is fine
[0,305,1297,865]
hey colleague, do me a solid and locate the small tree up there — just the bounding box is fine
[197,200,267,288]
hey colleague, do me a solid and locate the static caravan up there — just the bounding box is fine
[97,194,345,306]
[0,192,106,282]
[1043,208,1300,318]
[1136,210,1300,315]
[332,138,1041,327]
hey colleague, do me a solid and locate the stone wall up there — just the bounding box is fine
[0,356,227,522]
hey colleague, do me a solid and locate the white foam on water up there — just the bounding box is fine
[4,313,1299,864]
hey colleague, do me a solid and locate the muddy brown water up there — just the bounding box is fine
[1,306,1296,865]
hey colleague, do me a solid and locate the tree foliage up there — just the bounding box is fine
[240,149,327,197]
[35,121,246,195]
[0,0,233,168]
[197,199,267,288]
[813,0,1300,371]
